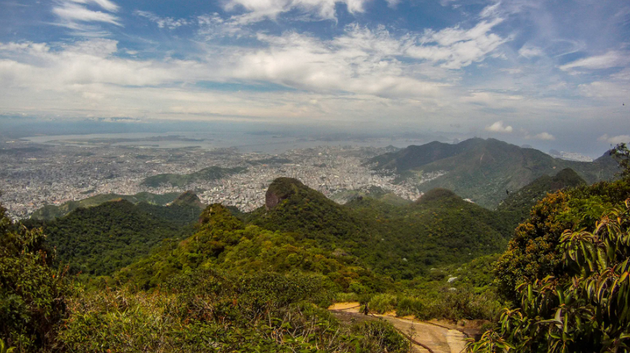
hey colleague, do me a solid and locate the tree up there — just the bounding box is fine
[611,143,630,179]
[469,200,630,352]
[0,203,71,351]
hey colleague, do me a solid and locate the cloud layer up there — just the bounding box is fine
[0,0,629,155]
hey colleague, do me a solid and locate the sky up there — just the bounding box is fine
[0,0,629,155]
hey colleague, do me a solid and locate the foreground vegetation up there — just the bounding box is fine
[469,144,630,352]
[1,144,629,352]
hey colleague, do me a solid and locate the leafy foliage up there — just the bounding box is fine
[58,271,409,352]
[0,204,71,352]
[383,254,504,322]
[24,199,200,276]
[494,178,630,302]
[611,143,630,179]
[114,203,389,294]
[468,200,630,352]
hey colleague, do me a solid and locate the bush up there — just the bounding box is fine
[469,199,630,352]
[368,293,398,314]
[0,205,71,352]
[395,297,424,317]
[58,273,410,352]
[335,292,359,303]
[352,320,410,353]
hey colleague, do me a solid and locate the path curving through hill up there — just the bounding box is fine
[328,303,467,353]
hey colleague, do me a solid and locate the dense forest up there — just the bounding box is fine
[1,144,629,352]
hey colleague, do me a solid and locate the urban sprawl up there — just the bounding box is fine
[0,137,422,220]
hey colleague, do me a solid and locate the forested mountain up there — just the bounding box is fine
[23,196,204,276]
[30,191,182,220]
[497,167,587,222]
[368,138,619,208]
[114,203,389,292]
[330,185,412,206]
[1,202,408,353]
[141,165,247,188]
[248,178,512,278]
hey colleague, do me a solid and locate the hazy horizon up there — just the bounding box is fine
[1,0,629,156]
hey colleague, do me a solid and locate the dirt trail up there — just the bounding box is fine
[329,302,467,353]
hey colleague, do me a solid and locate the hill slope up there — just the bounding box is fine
[248,178,512,279]
[498,168,587,222]
[368,138,618,208]
[30,191,181,220]
[26,198,203,275]
[114,203,388,292]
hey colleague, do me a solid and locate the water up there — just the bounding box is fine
[23,131,431,153]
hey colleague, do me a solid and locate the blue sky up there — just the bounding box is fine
[0,0,629,154]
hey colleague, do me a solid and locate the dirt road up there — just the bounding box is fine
[328,303,467,353]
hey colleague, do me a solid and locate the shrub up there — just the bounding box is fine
[0,205,71,352]
[468,200,630,352]
[395,297,424,317]
[368,293,398,314]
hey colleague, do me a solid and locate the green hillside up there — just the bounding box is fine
[330,186,412,206]
[24,199,203,276]
[2,201,409,353]
[249,178,512,279]
[497,167,587,223]
[368,138,619,208]
[30,191,181,220]
[346,188,512,277]
[141,166,247,188]
[115,203,389,292]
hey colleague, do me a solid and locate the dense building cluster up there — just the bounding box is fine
[0,139,420,219]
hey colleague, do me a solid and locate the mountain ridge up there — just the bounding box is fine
[368,138,618,208]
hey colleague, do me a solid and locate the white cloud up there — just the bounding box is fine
[229,29,446,98]
[559,51,629,71]
[53,3,120,26]
[599,134,630,145]
[135,11,190,30]
[518,45,543,58]
[485,120,513,133]
[480,1,501,19]
[0,40,179,88]
[223,0,369,23]
[407,18,509,69]
[385,0,401,9]
[52,0,121,35]
[68,0,119,12]
[532,132,555,140]
[197,13,247,39]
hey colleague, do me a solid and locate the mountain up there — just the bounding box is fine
[25,198,202,275]
[248,178,512,279]
[171,190,205,208]
[114,202,388,292]
[368,138,619,208]
[141,166,247,188]
[498,168,587,222]
[347,187,512,276]
[30,191,181,220]
[254,177,369,244]
[330,186,412,206]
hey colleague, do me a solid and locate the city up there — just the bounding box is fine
[0,136,421,219]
